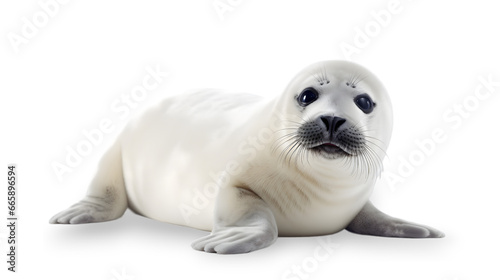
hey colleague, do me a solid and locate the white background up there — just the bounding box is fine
[1,0,499,279]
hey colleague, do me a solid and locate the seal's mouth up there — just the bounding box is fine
[310,142,350,158]
[321,143,338,148]
[315,142,340,151]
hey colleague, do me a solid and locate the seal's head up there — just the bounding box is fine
[274,60,392,179]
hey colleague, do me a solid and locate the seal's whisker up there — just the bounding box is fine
[296,144,305,167]
[277,138,299,165]
[280,115,310,125]
[274,127,300,132]
[275,132,299,141]
[363,135,385,144]
[292,142,307,168]
[275,120,303,127]
[363,138,387,158]
[274,132,299,143]
[272,139,298,155]
[363,144,383,178]
[351,122,371,133]
[273,135,298,155]
[303,146,311,166]
[297,144,307,167]
[286,141,302,167]
[277,114,309,124]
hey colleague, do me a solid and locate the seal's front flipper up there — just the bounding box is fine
[192,187,278,254]
[346,201,444,238]
[49,141,128,224]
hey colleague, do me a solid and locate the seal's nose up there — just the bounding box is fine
[320,116,346,133]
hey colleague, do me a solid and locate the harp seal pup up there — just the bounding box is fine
[50,60,444,254]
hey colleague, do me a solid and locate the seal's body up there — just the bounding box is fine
[51,61,444,254]
[122,91,272,232]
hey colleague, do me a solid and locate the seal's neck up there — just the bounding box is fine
[304,159,373,188]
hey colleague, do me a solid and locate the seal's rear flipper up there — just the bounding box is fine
[345,201,444,238]
[49,141,128,224]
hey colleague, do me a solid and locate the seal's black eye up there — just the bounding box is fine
[354,93,375,114]
[297,87,319,106]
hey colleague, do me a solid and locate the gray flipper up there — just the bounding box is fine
[346,201,444,238]
[192,187,278,254]
[49,141,128,224]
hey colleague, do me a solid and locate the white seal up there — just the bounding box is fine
[50,60,444,254]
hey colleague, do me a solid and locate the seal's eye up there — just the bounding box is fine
[297,88,319,106]
[354,93,375,114]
